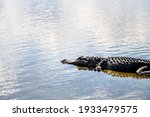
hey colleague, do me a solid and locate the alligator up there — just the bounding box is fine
[61,56,150,76]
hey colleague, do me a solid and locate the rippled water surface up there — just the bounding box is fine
[0,0,150,99]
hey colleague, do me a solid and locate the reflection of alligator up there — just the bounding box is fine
[77,67,150,79]
[103,69,150,79]
[61,56,150,76]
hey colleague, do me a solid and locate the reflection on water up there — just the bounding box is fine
[77,67,150,79]
[103,70,150,79]
[0,0,150,99]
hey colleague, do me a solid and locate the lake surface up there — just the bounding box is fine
[0,0,150,100]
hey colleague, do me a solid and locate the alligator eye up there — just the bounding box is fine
[77,56,84,60]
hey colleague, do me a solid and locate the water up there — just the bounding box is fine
[0,0,150,100]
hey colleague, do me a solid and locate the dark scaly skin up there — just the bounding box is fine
[61,56,150,76]
[61,56,104,68]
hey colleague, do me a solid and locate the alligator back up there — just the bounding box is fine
[101,57,150,72]
[107,57,150,63]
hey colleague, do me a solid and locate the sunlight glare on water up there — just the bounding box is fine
[0,0,150,99]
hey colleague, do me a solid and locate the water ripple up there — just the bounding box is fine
[0,0,150,99]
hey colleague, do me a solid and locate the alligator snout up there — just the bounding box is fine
[61,59,67,64]
[61,59,74,64]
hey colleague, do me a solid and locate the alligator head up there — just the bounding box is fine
[61,56,102,68]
